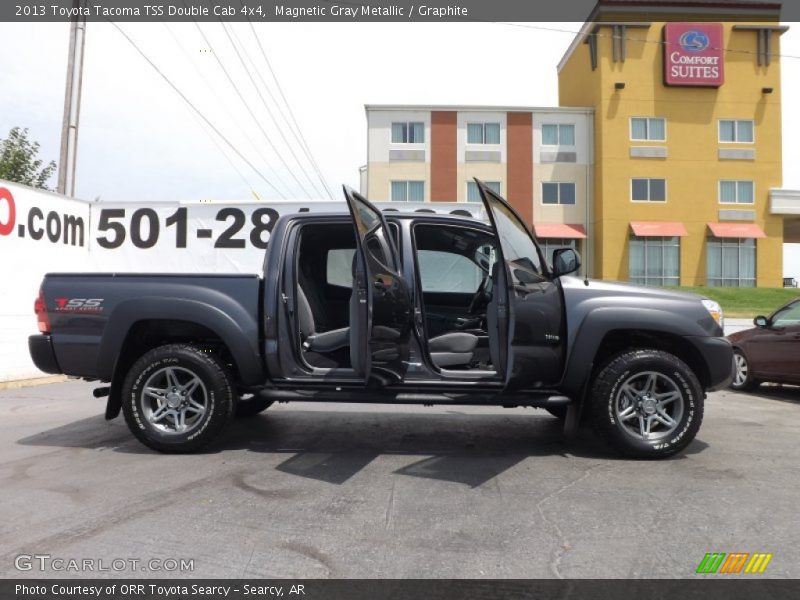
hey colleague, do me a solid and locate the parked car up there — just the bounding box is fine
[729,298,800,390]
[28,181,733,458]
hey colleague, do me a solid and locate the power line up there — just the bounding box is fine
[189,19,311,197]
[188,108,259,199]
[224,19,333,200]
[109,21,287,199]
[217,18,328,199]
[238,0,336,200]
[162,22,282,199]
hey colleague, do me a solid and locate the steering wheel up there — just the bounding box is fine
[467,273,492,315]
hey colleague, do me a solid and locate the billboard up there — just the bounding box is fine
[0,181,483,381]
[664,23,724,87]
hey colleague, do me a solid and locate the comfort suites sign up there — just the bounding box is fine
[664,23,724,87]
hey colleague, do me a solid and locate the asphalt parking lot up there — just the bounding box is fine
[1,380,799,579]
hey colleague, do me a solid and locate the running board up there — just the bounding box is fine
[257,388,572,408]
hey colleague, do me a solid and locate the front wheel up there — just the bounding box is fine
[122,344,235,453]
[587,349,704,459]
[731,349,759,391]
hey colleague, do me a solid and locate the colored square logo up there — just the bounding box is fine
[664,23,724,87]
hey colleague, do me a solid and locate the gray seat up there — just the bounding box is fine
[297,285,350,353]
[298,279,478,369]
[428,331,478,368]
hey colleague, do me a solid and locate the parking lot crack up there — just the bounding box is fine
[384,478,397,530]
[536,462,606,579]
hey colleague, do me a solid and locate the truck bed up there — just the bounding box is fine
[38,272,263,382]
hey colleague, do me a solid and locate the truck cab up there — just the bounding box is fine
[265,184,571,398]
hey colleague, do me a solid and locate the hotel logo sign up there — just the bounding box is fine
[664,23,724,87]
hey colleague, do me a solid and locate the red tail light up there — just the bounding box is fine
[34,288,51,334]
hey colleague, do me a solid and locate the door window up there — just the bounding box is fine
[486,195,543,283]
[772,301,800,327]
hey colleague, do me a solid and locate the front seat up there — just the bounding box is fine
[297,285,350,353]
[428,331,479,368]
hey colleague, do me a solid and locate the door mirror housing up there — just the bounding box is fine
[552,248,581,277]
[753,315,769,328]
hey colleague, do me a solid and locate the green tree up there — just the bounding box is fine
[0,127,57,190]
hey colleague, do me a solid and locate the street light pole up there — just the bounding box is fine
[57,0,87,197]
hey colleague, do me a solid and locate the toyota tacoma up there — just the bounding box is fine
[29,181,733,457]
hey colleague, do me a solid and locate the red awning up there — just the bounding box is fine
[533,223,587,239]
[707,222,766,238]
[630,221,688,237]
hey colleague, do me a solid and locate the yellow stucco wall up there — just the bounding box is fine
[559,21,784,287]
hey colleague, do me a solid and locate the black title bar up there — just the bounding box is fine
[2,0,791,23]
[4,579,800,600]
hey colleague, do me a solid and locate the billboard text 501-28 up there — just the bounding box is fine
[94,206,280,250]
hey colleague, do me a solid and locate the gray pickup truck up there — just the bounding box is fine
[29,181,733,457]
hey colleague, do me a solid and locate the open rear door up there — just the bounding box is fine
[342,186,412,384]
[475,179,566,390]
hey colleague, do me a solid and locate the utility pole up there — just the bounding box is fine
[57,0,87,197]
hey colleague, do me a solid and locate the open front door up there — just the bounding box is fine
[475,179,565,390]
[343,186,412,384]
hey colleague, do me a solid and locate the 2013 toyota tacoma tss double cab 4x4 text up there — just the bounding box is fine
[29,181,733,457]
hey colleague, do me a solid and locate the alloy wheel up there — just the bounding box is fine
[733,352,748,388]
[614,371,684,441]
[141,366,208,435]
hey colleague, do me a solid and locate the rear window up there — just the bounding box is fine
[326,248,356,288]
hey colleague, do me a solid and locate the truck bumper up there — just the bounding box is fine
[28,334,62,375]
[689,335,734,391]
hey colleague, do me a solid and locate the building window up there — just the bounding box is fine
[391,122,424,144]
[707,237,756,287]
[391,181,424,202]
[631,178,666,202]
[540,238,578,267]
[629,236,680,286]
[630,117,666,141]
[467,123,501,144]
[719,180,754,204]
[719,120,754,143]
[542,182,577,205]
[467,180,500,202]
[542,124,576,146]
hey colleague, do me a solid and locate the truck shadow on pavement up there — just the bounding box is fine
[16,409,709,488]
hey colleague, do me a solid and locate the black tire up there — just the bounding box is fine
[122,344,235,453]
[235,394,274,417]
[545,406,567,420]
[731,349,760,392]
[587,349,704,459]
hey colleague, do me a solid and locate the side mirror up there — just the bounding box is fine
[754,315,769,328]
[552,248,581,277]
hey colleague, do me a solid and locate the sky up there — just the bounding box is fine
[1,20,799,275]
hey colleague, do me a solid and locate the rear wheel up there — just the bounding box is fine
[588,349,703,459]
[731,349,759,392]
[122,344,235,453]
